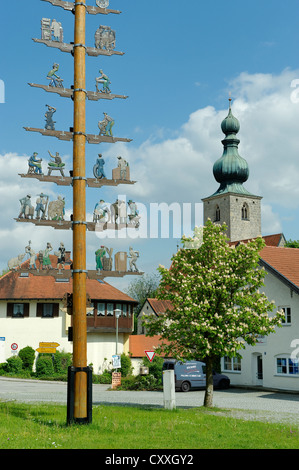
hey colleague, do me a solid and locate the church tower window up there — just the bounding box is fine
[241,203,249,220]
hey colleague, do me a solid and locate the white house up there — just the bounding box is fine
[0,257,137,374]
[222,245,299,391]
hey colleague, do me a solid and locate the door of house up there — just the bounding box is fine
[256,354,263,385]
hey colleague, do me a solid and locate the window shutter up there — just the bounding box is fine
[36,303,43,317]
[53,303,59,317]
[24,303,29,318]
[7,303,13,317]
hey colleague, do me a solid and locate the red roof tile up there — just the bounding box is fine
[129,334,168,357]
[0,257,137,302]
[260,246,299,289]
[229,233,285,247]
[146,298,173,315]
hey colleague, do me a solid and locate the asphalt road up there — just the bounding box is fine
[1,377,299,426]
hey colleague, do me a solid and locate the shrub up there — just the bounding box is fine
[93,369,112,384]
[53,350,72,374]
[6,356,23,374]
[142,355,164,384]
[120,353,132,377]
[18,346,35,372]
[117,374,162,391]
[36,355,54,377]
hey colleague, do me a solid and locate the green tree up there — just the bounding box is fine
[285,239,299,248]
[144,220,284,407]
[126,272,160,333]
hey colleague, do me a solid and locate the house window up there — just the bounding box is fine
[122,304,127,317]
[116,303,122,316]
[215,205,220,222]
[107,303,114,316]
[280,306,291,324]
[97,303,105,316]
[7,303,29,318]
[276,356,299,375]
[36,303,59,318]
[241,203,249,220]
[223,356,241,372]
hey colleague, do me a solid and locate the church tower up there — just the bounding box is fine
[202,100,262,242]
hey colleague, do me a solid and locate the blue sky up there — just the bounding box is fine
[1,0,299,291]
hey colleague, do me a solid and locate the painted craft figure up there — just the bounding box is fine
[93,153,106,179]
[7,253,25,271]
[35,193,49,220]
[55,242,65,269]
[48,196,65,221]
[25,241,37,270]
[41,18,63,42]
[42,242,53,270]
[93,199,110,223]
[47,63,63,88]
[117,156,129,180]
[28,152,43,175]
[111,199,126,224]
[18,195,34,219]
[128,200,140,228]
[96,0,110,8]
[98,112,114,136]
[48,150,65,176]
[95,25,116,51]
[95,69,111,94]
[45,105,56,131]
[95,245,106,271]
[128,247,139,272]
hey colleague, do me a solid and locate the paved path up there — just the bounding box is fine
[1,377,299,426]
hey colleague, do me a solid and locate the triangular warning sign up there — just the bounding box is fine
[145,350,156,362]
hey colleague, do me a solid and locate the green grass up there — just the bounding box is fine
[0,400,298,449]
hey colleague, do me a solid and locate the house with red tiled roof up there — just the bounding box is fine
[128,334,169,374]
[221,244,299,391]
[0,255,137,373]
[136,298,173,335]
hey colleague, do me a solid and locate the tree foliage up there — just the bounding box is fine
[144,220,284,406]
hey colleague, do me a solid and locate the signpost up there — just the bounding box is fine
[11,343,18,354]
[145,351,156,362]
[36,342,60,354]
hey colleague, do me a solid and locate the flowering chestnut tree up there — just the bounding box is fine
[144,220,284,407]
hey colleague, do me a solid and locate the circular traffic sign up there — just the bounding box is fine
[11,343,18,351]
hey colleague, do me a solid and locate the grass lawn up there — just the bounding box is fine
[0,400,298,449]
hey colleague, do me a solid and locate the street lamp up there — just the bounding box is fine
[114,309,121,355]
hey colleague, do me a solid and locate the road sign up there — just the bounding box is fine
[145,351,156,362]
[36,347,57,354]
[39,342,60,348]
[112,354,121,369]
[11,343,18,351]
[36,342,60,354]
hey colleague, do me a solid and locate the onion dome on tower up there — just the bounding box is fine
[209,99,254,197]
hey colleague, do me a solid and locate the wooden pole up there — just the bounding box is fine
[72,0,88,422]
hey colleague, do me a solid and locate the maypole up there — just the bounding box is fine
[15,0,144,425]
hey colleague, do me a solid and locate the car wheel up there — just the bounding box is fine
[218,379,229,389]
[181,381,191,392]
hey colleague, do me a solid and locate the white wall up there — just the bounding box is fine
[222,271,299,391]
[0,301,128,375]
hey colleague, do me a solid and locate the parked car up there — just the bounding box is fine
[162,359,230,392]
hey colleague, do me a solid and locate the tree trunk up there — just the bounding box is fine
[204,356,214,407]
